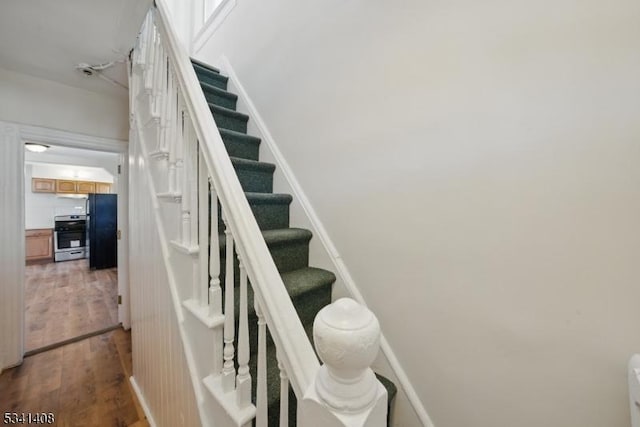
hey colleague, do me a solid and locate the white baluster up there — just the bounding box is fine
[180,102,192,247]
[209,184,222,317]
[255,299,268,427]
[175,89,185,196]
[151,40,163,116]
[198,146,209,306]
[167,75,178,194]
[236,254,251,407]
[277,352,289,427]
[144,26,155,93]
[158,59,170,153]
[156,48,168,119]
[134,15,145,69]
[222,223,236,392]
[188,120,199,247]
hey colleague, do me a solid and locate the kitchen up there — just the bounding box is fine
[24,143,120,353]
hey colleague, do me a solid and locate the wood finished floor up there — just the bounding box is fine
[0,329,149,427]
[25,260,118,352]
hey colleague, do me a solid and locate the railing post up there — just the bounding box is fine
[300,298,387,427]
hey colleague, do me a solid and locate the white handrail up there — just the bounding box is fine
[152,0,320,396]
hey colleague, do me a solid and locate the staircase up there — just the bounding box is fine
[129,4,396,426]
[191,59,398,425]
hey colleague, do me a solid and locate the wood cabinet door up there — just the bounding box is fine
[76,181,96,194]
[56,180,77,193]
[25,230,53,261]
[95,182,112,194]
[32,178,56,193]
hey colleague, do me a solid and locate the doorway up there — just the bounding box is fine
[23,142,126,354]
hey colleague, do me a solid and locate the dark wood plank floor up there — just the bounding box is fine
[25,260,118,352]
[0,329,148,427]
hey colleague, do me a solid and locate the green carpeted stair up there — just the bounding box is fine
[192,59,397,426]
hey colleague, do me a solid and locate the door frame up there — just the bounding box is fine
[15,123,128,365]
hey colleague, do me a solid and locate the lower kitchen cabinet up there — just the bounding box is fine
[26,229,53,263]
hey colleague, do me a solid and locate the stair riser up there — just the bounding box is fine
[202,88,237,110]
[219,240,310,280]
[235,167,273,193]
[193,62,220,75]
[213,110,248,133]
[220,134,260,161]
[195,69,228,90]
[217,203,290,233]
[234,281,331,356]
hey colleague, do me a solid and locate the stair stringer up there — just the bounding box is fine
[204,55,435,427]
[131,89,250,427]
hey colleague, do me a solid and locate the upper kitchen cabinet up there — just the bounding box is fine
[55,179,77,193]
[95,182,112,194]
[32,178,56,193]
[76,181,96,194]
[31,177,113,194]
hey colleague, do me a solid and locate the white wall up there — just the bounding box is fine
[128,121,201,426]
[0,67,128,140]
[195,0,640,426]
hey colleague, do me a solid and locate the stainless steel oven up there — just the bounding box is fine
[54,215,87,261]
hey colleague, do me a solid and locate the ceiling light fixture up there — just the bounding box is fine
[24,143,50,153]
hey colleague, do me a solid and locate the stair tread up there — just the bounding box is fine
[280,267,336,299]
[200,81,238,100]
[191,58,221,73]
[210,103,249,120]
[219,228,312,252]
[219,128,261,143]
[193,65,228,83]
[245,192,293,205]
[233,267,334,323]
[261,228,312,247]
[231,156,276,172]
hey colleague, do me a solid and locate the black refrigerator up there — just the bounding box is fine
[87,194,117,269]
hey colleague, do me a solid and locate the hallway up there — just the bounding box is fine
[0,329,148,426]
[25,259,118,352]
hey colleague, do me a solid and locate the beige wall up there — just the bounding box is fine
[195,0,640,425]
[0,67,128,140]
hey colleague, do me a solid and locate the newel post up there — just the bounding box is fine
[300,298,387,427]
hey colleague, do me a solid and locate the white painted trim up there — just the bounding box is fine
[191,0,237,55]
[1,120,130,372]
[182,299,225,328]
[216,55,435,427]
[130,376,159,427]
[19,123,127,153]
[170,240,200,255]
[118,150,131,330]
[203,374,257,426]
[0,122,25,372]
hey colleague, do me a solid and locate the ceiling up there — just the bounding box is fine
[25,144,120,177]
[0,0,151,97]
[25,144,120,162]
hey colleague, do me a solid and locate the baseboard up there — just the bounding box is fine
[214,55,435,427]
[130,376,158,427]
